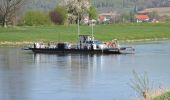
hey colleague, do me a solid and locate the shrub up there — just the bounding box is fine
[23,11,52,26]
[129,71,153,100]
[159,16,170,23]
[49,6,67,25]
[89,6,98,20]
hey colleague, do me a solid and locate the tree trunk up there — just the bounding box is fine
[2,17,7,28]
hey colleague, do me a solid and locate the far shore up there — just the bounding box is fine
[0,38,169,47]
[1,23,170,47]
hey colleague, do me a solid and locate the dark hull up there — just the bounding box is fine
[27,48,121,54]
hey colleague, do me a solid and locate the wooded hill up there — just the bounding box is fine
[26,0,170,13]
[93,0,170,12]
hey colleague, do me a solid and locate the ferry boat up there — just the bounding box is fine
[24,17,134,54]
[24,35,134,54]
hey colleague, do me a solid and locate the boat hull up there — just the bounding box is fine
[27,48,121,54]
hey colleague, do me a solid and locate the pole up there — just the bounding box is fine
[92,23,94,41]
[77,13,81,49]
[77,1,81,49]
[78,13,80,37]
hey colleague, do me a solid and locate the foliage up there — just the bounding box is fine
[152,92,170,100]
[148,11,159,20]
[119,11,135,23]
[88,6,98,20]
[62,0,90,23]
[159,16,170,23]
[129,70,152,100]
[23,11,52,26]
[50,6,68,25]
[25,0,170,12]
[92,0,170,10]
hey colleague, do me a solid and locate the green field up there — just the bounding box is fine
[0,23,170,45]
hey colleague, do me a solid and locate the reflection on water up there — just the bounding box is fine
[0,41,170,100]
[0,48,31,100]
[33,53,114,88]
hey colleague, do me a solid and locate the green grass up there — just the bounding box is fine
[152,92,170,100]
[0,23,170,44]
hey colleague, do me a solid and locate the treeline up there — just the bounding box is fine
[92,0,170,12]
[1,0,98,27]
[24,0,170,13]
[1,0,170,27]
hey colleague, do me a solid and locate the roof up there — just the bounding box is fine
[135,15,149,21]
[138,7,170,16]
[99,12,118,16]
[99,16,105,21]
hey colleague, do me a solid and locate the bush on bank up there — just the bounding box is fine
[152,92,170,100]
[22,11,52,26]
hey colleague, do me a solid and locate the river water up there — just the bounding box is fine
[0,41,170,100]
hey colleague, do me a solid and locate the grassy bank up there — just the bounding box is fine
[0,23,170,45]
[153,92,170,100]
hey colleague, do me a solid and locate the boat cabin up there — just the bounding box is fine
[78,35,106,50]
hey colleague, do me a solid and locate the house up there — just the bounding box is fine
[135,15,150,23]
[98,12,117,23]
[82,16,96,25]
[137,7,170,22]
[83,16,89,24]
[88,19,97,26]
[99,15,107,22]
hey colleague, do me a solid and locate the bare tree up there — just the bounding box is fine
[0,0,26,27]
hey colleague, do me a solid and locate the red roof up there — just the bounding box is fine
[136,15,149,21]
[99,16,105,21]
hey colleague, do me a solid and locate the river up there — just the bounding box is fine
[0,41,170,100]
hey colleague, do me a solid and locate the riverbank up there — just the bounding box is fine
[1,23,170,46]
[153,92,170,100]
[0,38,169,47]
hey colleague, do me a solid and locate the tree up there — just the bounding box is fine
[23,11,51,26]
[120,12,130,23]
[148,11,159,20]
[89,6,97,20]
[50,6,67,25]
[0,0,26,27]
[62,0,90,24]
[0,15,2,24]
